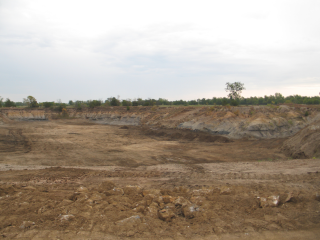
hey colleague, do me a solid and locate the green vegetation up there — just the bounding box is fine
[225,82,245,106]
[23,96,39,108]
[3,81,320,109]
[4,98,16,107]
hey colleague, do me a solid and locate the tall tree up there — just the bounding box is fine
[23,96,39,108]
[225,82,246,100]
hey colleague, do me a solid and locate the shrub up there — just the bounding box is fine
[110,97,120,106]
[88,100,101,108]
[43,102,55,108]
[230,99,239,106]
[4,98,16,107]
[305,111,309,117]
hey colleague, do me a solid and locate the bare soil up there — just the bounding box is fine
[0,119,319,239]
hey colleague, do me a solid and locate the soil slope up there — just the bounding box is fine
[1,104,320,139]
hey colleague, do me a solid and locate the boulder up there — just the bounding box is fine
[259,195,280,208]
[158,209,175,222]
[182,204,199,219]
[98,181,116,193]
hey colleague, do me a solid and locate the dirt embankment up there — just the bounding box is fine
[281,119,320,159]
[1,105,320,140]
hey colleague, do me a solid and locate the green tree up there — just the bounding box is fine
[42,102,55,108]
[23,96,39,108]
[225,82,246,101]
[110,97,120,106]
[4,98,16,107]
[0,96,3,107]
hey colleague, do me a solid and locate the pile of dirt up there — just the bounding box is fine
[0,172,319,239]
[281,120,320,159]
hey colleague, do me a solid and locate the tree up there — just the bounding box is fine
[0,96,3,107]
[4,98,16,107]
[225,82,246,101]
[110,97,120,106]
[23,96,39,108]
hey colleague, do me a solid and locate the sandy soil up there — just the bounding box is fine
[0,119,319,239]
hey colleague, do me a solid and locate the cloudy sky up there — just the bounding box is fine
[1,0,319,102]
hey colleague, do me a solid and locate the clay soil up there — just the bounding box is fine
[0,119,320,239]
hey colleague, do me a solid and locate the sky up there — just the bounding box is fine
[1,0,320,102]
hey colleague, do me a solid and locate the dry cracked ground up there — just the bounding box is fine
[0,119,319,239]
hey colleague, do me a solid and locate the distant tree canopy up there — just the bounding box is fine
[4,98,16,107]
[23,96,39,108]
[87,100,102,108]
[225,82,246,106]
[110,97,120,106]
[3,90,320,110]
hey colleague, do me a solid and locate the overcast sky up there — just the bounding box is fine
[1,0,320,102]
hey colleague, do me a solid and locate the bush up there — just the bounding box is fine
[43,102,55,108]
[305,111,309,117]
[110,97,120,106]
[74,101,85,110]
[54,103,67,112]
[122,100,132,107]
[230,99,239,106]
[88,100,101,108]
[4,98,16,107]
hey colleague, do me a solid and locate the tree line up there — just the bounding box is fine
[0,93,319,110]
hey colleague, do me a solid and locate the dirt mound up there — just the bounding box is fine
[281,120,320,159]
[0,166,319,239]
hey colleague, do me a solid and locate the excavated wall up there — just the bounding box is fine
[1,105,319,140]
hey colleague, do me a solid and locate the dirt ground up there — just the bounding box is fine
[0,119,319,239]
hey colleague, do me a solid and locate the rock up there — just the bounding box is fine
[60,214,74,221]
[90,193,104,203]
[19,221,35,229]
[153,196,164,205]
[98,181,116,193]
[192,189,212,196]
[105,187,124,196]
[173,186,189,194]
[284,192,295,203]
[142,189,161,197]
[220,186,232,195]
[162,195,175,204]
[158,209,175,222]
[123,185,142,196]
[190,196,205,206]
[133,200,147,208]
[77,186,88,192]
[173,196,191,207]
[115,215,141,225]
[145,202,159,219]
[183,204,199,219]
[60,214,74,222]
[164,203,175,211]
[259,195,280,208]
[315,192,320,201]
[133,205,145,213]
[144,194,155,206]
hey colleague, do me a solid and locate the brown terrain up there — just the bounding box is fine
[0,105,319,239]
